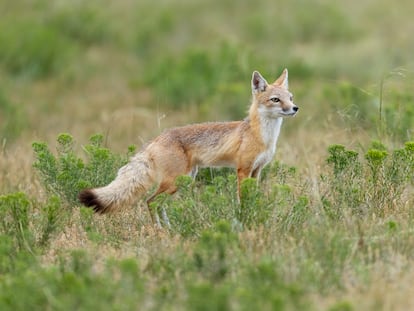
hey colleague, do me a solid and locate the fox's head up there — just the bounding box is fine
[251,69,298,119]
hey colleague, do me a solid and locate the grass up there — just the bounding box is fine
[1,0,414,310]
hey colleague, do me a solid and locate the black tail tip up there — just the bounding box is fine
[78,189,105,214]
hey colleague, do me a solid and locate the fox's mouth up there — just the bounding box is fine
[279,106,299,117]
[285,106,299,116]
[280,111,298,117]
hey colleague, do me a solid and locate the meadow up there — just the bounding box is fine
[1,0,414,310]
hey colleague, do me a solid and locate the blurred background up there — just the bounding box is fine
[1,0,413,192]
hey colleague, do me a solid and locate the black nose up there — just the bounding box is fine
[293,106,299,112]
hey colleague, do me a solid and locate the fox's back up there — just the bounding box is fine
[166,121,241,146]
[149,121,248,168]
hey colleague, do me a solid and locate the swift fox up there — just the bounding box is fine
[79,69,298,226]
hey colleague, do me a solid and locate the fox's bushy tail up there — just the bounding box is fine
[79,152,155,213]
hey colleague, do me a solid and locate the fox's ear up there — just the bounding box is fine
[273,68,288,89]
[251,71,268,94]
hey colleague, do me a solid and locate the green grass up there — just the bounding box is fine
[1,136,413,310]
[0,19,75,78]
[0,89,27,142]
[2,0,414,310]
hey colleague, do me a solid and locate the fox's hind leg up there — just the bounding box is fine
[189,166,198,180]
[145,144,190,227]
[146,180,177,228]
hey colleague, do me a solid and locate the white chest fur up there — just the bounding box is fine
[252,117,283,171]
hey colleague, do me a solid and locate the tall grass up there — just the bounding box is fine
[0,135,413,309]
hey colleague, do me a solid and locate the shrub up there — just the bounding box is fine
[144,44,252,113]
[133,9,177,57]
[261,160,298,184]
[322,144,363,218]
[167,174,238,236]
[323,142,414,218]
[0,191,64,252]
[238,178,267,228]
[38,195,63,247]
[0,19,74,78]
[146,48,217,108]
[0,192,33,252]
[243,1,358,44]
[0,251,145,311]
[382,90,414,142]
[0,89,27,142]
[168,163,306,235]
[323,82,375,130]
[32,133,135,206]
[48,5,111,45]
[193,221,237,282]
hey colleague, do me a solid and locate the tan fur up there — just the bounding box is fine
[79,69,298,226]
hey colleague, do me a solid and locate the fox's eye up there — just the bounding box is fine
[270,97,280,103]
[290,96,293,101]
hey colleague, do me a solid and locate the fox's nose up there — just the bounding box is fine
[293,106,299,112]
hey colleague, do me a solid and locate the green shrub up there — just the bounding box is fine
[196,167,236,185]
[365,148,388,181]
[0,19,74,78]
[323,82,375,129]
[0,192,34,252]
[133,9,177,57]
[144,44,252,112]
[301,231,354,290]
[323,142,414,218]
[193,221,237,282]
[167,174,237,236]
[0,191,64,252]
[169,165,305,234]
[323,144,363,218]
[0,251,145,311]
[165,176,199,236]
[277,195,310,234]
[261,160,298,184]
[0,90,27,142]
[38,195,63,247]
[243,1,358,44]
[238,178,268,228]
[326,144,361,177]
[288,1,358,42]
[146,48,216,108]
[363,145,411,213]
[329,301,354,311]
[186,281,231,311]
[241,259,307,311]
[48,5,111,45]
[0,235,18,274]
[383,90,414,141]
[32,133,135,206]
[370,141,414,212]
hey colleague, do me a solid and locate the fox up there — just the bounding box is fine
[79,69,298,227]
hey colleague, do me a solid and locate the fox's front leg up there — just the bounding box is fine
[236,167,252,203]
